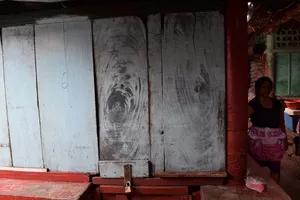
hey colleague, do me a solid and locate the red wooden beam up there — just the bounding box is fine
[101,195,192,200]
[192,191,201,200]
[98,186,189,195]
[0,197,48,200]
[0,170,91,182]
[225,0,248,185]
[93,187,101,200]
[92,177,224,186]
[116,195,129,200]
[155,171,227,178]
[130,196,192,200]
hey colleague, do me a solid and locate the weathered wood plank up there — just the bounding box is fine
[2,25,43,168]
[162,12,225,172]
[99,161,149,178]
[0,34,11,166]
[35,20,98,172]
[93,16,149,177]
[35,15,89,25]
[148,14,164,174]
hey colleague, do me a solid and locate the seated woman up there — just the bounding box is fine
[248,76,288,183]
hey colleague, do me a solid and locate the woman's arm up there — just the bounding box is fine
[280,101,286,133]
[279,101,288,151]
[280,111,286,133]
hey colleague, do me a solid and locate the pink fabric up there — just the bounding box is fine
[248,126,286,162]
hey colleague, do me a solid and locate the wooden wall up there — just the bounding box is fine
[0,19,99,172]
[0,12,225,175]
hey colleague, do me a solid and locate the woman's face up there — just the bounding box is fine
[259,81,272,97]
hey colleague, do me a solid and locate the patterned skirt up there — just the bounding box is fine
[248,126,286,162]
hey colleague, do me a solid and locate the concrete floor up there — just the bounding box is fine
[280,153,300,200]
[201,155,291,200]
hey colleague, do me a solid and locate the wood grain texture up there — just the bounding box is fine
[2,25,43,168]
[148,14,164,174]
[0,35,11,166]
[162,12,225,172]
[99,161,149,178]
[93,17,149,176]
[35,20,98,172]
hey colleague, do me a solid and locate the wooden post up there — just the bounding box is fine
[225,0,248,185]
[265,34,275,97]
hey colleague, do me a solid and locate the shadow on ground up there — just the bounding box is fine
[280,154,300,200]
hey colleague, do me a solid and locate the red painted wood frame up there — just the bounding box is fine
[225,0,249,185]
[0,170,91,182]
[92,177,224,186]
[101,195,193,200]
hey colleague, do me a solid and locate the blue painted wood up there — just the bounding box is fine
[2,25,44,168]
[0,34,12,166]
[35,20,99,172]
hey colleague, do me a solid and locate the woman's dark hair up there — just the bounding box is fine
[255,76,273,96]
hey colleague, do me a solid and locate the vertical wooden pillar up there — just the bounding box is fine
[225,0,248,185]
[265,34,275,97]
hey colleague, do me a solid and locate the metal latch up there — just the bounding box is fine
[124,164,132,193]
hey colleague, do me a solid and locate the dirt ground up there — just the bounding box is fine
[280,153,300,200]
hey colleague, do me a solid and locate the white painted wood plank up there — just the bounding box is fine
[35,15,89,25]
[35,20,98,172]
[148,14,164,174]
[0,34,11,166]
[2,25,43,168]
[162,12,225,172]
[93,17,149,177]
[0,166,48,172]
[99,160,149,178]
